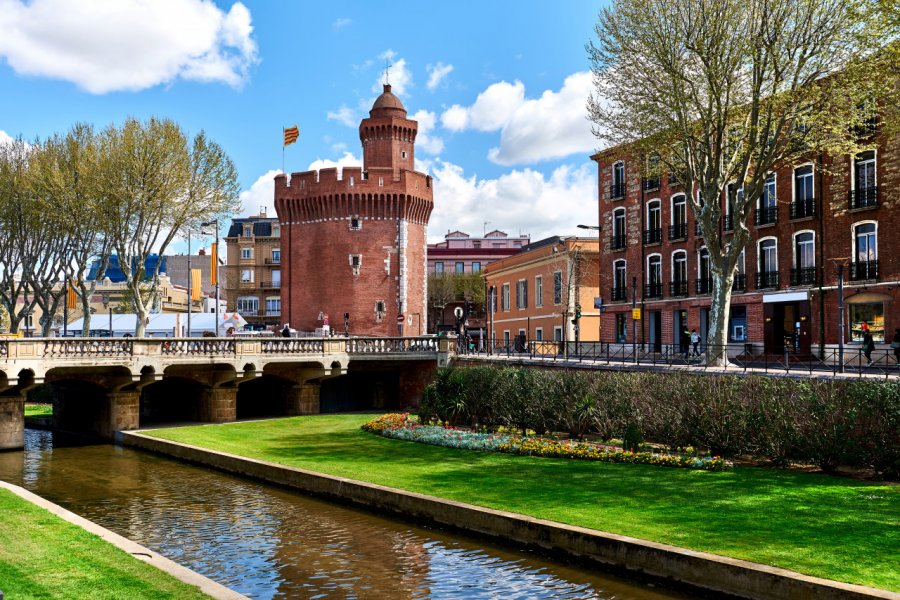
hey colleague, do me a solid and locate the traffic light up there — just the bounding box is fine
[575,304,582,319]
[466,300,475,317]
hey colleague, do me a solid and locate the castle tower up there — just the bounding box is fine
[274,85,434,336]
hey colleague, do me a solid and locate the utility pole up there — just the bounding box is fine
[631,276,637,363]
[187,229,192,338]
[201,220,220,336]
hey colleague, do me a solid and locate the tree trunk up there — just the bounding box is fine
[707,272,735,366]
[80,295,92,337]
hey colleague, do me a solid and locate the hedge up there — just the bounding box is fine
[419,366,900,478]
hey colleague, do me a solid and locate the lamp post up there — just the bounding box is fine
[101,293,111,337]
[200,220,220,336]
[831,257,850,373]
[631,276,638,363]
[186,229,192,338]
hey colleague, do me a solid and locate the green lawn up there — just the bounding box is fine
[144,414,900,593]
[0,488,209,599]
[24,403,51,418]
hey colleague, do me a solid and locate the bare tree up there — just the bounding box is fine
[99,118,239,337]
[428,272,457,330]
[588,0,896,364]
[0,138,37,333]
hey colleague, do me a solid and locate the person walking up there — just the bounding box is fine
[690,328,701,358]
[862,329,875,366]
[281,323,291,338]
[891,328,900,365]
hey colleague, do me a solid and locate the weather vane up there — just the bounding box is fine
[383,59,392,85]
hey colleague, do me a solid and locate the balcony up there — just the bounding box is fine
[668,223,687,241]
[695,221,704,237]
[790,267,817,286]
[696,278,712,295]
[790,198,816,220]
[610,234,627,251]
[264,257,281,265]
[610,287,627,302]
[643,176,660,191]
[264,310,281,317]
[723,214,734,232]
[644,283,663,299]
[732,273,747,291]
[669,280,688,297]
[755,206,778,226]
[643,228,662,244]
[261,280,282,289]
[607,182,626,200]
[756,271,779,290]
[850,260,879,281]
[848,186,878,210]
[239,281,256,289]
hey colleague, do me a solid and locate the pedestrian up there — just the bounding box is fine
[681,325,690,358]
[690,328,701,357]
[862,329,874,366]
[892,329,900,365]
[281,323,291,338]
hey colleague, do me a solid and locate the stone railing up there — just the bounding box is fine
[44,339,134,357]
[159,339,236,356]
[347,337,440,354]
[260,339,325,354]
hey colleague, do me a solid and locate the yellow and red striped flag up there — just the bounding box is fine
[210,243,218,285]
[283,125,300,146]
[66,282,78,309]
[191,269,202,301]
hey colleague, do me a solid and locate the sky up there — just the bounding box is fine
[0,0,606,248]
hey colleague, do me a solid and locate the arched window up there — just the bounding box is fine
[852,222,878,280]
[757,238,778,289]
[610,162,625,199]
[697,247,711,293]
[646,254,662,298]
[645,200,661,244]
[671,251,688,296]
[611,208,626,250]
[792,231,816,285]
[612,260,627,301]
[670,195,687,240]
[757,174,778,225]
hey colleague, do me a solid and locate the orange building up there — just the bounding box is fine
[483,236,600,348]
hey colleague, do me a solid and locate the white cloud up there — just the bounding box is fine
[238,169,280,218]
[0,130,13,146]
[306,152,361,175]
[410,110,443,155]
[327,105,357,127]
[332,17,351,30]
[374,50,412,97]
[427,160,597,243]
[0,0,258,94]
[426,62,453,90]
[440,72,597,166]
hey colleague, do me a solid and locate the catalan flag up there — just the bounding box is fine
[191,269,202,301]
[283,125,300,146]
[210,243,218,285]
[66,282,78,309]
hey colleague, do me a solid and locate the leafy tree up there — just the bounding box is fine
[99,118,239,337]
[428,272,456,329]
[588,0,897,364]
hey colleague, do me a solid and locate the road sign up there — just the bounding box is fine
[397,314,405,323]
[632,308,642,320]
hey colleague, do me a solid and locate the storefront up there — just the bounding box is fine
[763,291,811,356]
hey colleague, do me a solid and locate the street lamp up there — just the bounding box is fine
[576,224,600,233]
[101,293,112,337]
[831,257,850,373]
[201,220,220,337]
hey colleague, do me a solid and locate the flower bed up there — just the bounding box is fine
[362,413,731,471]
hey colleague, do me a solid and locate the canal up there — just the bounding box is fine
[0,429,689,599]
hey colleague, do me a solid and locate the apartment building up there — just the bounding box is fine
[224,213,282,330]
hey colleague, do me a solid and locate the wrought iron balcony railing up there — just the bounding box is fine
[608,182,626,200]
[790,198,816,219]
[848,186,878,210]
[669,280,689,297]
[696,278,712,294]
[756,271,779,289]
[610,286,627,302]
[668,223,688,240]
[732,273,747,291]
[610,234,627,250]
[850,260,879,281]
[790,267,817,286]
[644,283,663,299]
[643,176,660,191]
[755,206,778,226]
[643,228,662,244]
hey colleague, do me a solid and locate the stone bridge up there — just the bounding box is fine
[0,336,453,450]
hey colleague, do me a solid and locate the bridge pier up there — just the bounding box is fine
[0,394,25,451]
[198,386,237,423]
[52,384,140,440]
[284,382,320,416]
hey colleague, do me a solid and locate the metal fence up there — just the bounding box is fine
[461,339,900,378]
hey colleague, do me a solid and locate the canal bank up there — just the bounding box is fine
[0,480,241,599]
[121,429,899,600]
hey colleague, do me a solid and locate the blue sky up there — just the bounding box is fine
[0,0,605,245]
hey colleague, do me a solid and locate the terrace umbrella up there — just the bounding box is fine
[219,313,247,335]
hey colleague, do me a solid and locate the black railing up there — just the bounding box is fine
[264,257,281,265]
[848,186,878,210]
[695,222,703,237]
[790,198,815,219]
[644,283,663,299]
[669,280,689,297]
[756,271,779,289]
[732,274,747,291]
[723,214,734,231]
[850,260,879,281]
[755,206,778,226]
[668,223,687,240]
[608,182,626,199]
[261,280,281,289]
[643,176,660,191]
[790,267,817,286]
[696,278,712,294]
[610,234,627,250]
[611,287,627,302]
[643,228,662,244]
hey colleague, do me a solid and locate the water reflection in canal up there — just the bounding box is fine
[0,429,689,599]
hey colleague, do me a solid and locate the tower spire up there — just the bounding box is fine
[383,58,392,85]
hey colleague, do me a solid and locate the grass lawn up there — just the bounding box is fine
[0,488,209,599]
[144,414,900,593]
[24,403,51,418]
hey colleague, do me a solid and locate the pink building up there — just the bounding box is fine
[427,230,529,274]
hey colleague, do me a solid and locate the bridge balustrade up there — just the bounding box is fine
[160,339,236,356]
[347,337,439,354]
[261,339,325,354]
[44,339,133,357]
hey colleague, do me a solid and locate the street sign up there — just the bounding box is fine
[632,308,642,320]
[594,296,603,309]
[397,314,405,323]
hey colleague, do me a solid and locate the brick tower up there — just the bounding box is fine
[274,85,434,336]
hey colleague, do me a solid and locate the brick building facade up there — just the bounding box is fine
[483,237,600,348]
[592,130,899,356]
[274,85,434,336]
[427,229,529,274]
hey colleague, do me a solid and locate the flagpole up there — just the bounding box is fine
[282,127,286,173]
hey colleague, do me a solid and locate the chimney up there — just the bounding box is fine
[198,248,206,256]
